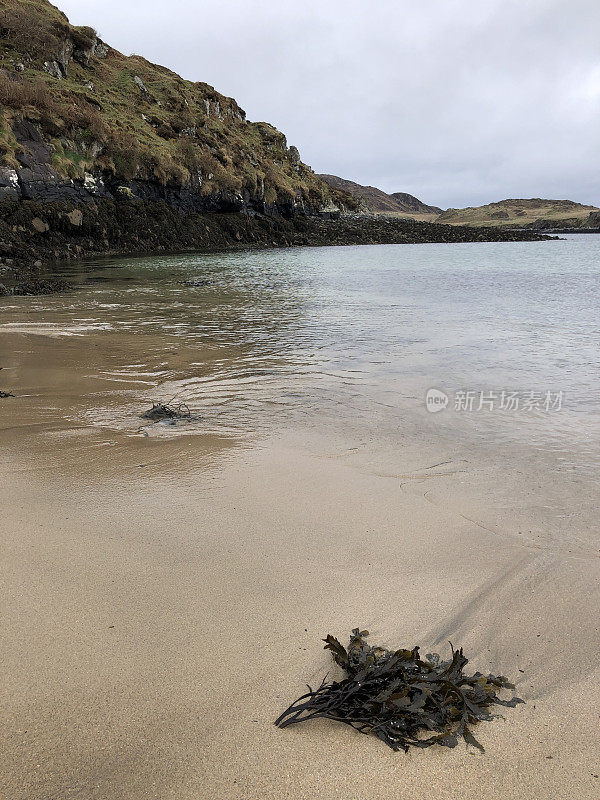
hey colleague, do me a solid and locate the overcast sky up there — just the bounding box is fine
[58,0,600,208]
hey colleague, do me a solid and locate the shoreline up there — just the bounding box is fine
[0,198,553,294]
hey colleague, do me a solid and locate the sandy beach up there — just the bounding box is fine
[1,419,599,799]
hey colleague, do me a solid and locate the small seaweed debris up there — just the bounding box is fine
[140,401,193,421]
[276,628,523,753]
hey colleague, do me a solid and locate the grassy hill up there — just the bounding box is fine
[436,198,599,229]
[390,191,442,216]
[318,174,441,219]
[0,0,355,213]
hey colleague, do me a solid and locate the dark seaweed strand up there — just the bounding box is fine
[140,401,193,421]
[276,629,523,752]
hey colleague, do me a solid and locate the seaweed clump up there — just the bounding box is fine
[140,401,193,422]
[276,629,523,753]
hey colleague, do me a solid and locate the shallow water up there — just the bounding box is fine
[1,235,598,467]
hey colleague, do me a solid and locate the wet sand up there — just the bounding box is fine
[1,422,599,800]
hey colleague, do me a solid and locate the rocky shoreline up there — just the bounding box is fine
[0,199,554,294]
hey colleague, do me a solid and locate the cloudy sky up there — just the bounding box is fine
[59,0,600,208]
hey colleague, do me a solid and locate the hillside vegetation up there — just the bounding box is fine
[0,0,354,212]
[319,174,441,219]
[436,198,599,229]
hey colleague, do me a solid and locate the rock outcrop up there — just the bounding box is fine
[389,191,443,216]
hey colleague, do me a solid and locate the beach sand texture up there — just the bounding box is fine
[1,419,599,800]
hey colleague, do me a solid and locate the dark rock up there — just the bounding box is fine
[72,30,98,66]
[8,278,72,296]
[11,121,94,204]
[178,278,211,287]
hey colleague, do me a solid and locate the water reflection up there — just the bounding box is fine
[0,238,599,475]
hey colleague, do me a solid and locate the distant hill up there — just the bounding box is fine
[389,192,443,216]
[318,175,442,218]
[436,198,599,229]
[318,178,599,229]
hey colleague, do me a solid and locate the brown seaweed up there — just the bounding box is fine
[140,401,194,421]
[276,628,523,753]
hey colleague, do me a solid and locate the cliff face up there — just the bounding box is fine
[0,0,355,215]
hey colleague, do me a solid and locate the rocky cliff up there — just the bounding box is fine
[0,0,356,215]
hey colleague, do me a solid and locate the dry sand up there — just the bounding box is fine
[1,413,599,800]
